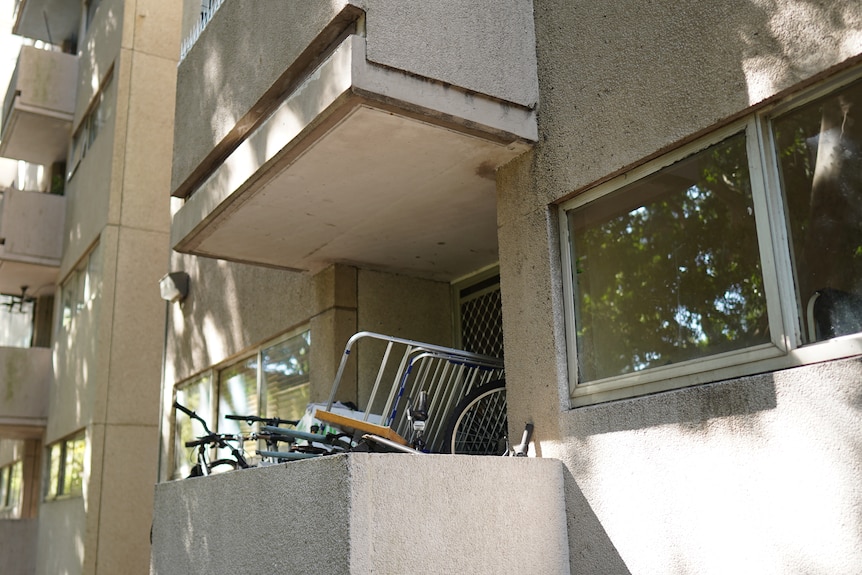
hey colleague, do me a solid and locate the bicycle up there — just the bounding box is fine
[223,412,299,463]
[441,379,514,455]
[256,424,356,461]
[174,402,251,476]
[363,381,533,457]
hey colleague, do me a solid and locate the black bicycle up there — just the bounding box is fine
[174,402,251,476]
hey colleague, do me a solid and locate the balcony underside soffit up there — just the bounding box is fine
[14,0,80,46]
[172,35,536,281]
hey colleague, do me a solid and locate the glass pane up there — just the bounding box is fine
[174,374,213,479]
[63,434,86,496]
[0,467,7,507]
[75,266,87,315]
[47,443,61,499]
[7,461,22,517]
[569,133,769,382]
[85,242,102,303]
[61,275,76,330]
[0,294,34,347]
[772,80,862,343]
[217,356,258,458]
[262,331,311,422]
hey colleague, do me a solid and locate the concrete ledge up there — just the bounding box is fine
[151,454,569,574]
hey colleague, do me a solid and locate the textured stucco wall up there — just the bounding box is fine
[151,454,569,575]
[35,497,85,575]
[162,261,451,408]
[0,519,37,575]
[41,1,182,574]
[497,0,862,573]
[170,0,538,195]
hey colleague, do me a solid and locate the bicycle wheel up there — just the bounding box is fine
[188,459,239,478]
[442,380,507,455]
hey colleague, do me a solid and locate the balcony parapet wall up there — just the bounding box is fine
[0,45,77,166]
[151,453,569,574]
[0,347,53,437]
[171,0,538,199]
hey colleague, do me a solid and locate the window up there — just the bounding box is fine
[172,329,311,476]
[46,432,86,500]
[0,461,23,518]
[561,73,862,404]
[60,241,101,331]
[0,293,34,348]
[67,71,113,180]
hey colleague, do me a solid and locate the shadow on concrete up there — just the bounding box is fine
[564,467,633,575]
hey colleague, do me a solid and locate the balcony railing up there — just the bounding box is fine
[180,0,226,62]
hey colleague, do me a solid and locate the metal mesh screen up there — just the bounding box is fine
[458,275,504,358]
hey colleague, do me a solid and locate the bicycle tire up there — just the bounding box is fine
[442,380,507,455]
[188,459,240,478]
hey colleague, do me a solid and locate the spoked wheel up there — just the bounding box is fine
[442,380,507,455]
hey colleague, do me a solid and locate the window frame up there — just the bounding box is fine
[559,70,862,406]
[59,240,102,333]
[171,327,311,478]
[0,461,23,518]
[44,431,86,501]
[66,68,113,181]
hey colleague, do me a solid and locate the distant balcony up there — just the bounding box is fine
[0,45,77,167]
[0,188,65,295]
[170,2,538,281]
[0,347,52,437]
[13,0,80,48]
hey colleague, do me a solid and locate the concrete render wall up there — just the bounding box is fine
[0,519,36,575]
[497,0,862,573]
[0,348,52,427]
[163,260,452,406]
[39,0,182,574]
[151,453,569,575]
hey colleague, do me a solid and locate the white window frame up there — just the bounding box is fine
[560,69,862,406]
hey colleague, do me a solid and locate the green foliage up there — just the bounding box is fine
[572,134,769,381]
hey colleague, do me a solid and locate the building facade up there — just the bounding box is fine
[166,0,860,573]
[0,0,180,573]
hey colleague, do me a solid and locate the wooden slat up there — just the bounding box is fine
[314,409,408,446]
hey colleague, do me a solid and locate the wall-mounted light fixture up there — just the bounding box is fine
[159,272,190,303]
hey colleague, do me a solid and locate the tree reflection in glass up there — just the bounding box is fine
[773,79,862,342]
[569,133,769,382]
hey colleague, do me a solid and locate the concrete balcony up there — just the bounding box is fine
[13,0,80,47]
[0,347,52,437]
[0,188,65,296]
[170,1,538,281]
[151,453,569,574]
[0,45,77,167]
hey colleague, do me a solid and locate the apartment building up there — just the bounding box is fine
[0,0,180,573]
[150,1,861,573]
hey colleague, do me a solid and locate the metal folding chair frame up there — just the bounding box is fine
[320,331,504,452]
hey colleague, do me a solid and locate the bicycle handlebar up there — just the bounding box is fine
[224,414,299,427]
[174,401,215,435]
[184,433,240,449]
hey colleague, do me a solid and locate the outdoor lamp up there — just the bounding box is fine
[159,272,190,303]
